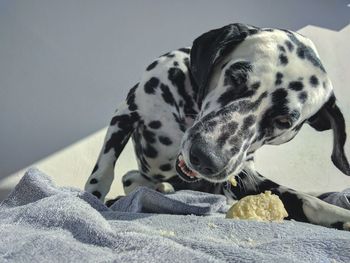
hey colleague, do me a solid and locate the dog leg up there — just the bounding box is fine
[226,167,350,230]
[85,99,139,201]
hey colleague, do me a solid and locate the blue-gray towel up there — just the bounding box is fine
[1,168,350,263]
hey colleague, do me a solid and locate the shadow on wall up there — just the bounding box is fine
[0,0,349,180]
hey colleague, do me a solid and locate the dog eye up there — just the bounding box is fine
[273,116,293,129]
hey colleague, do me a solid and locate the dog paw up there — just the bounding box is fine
[155,182,175,193]
[84,183,107,201]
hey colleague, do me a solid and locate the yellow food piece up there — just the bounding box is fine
[226,191,288,221]
[229,176,237,187]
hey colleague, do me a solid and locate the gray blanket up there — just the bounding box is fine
[1,168,350,263]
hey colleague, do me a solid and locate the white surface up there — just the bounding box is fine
[2,24,350,201]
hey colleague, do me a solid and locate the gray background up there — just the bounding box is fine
[0,0,349,182]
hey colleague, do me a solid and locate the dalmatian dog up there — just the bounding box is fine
[85,23,350,230]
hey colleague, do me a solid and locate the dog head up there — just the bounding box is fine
[176,23,349,183]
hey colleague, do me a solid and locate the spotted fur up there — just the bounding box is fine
[85,23,350,230]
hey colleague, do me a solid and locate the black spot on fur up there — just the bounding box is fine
[126,83,139,111]
[220,91,267,114]
[246,156,254,162]
[258,89,289,139]
[110,112,139,130]
[172,113,187,132]
[279,54,288,65]
[217,91,234,107]
[130,112,140,122]
[90,178,98,184]
[236,91,268,114]
[258,179,280,190]
[228,136,242,147]
[272,89,288,107]
[159,163,172,171]
[140,158,150,173]
[285,40,294,52]
[146,61,158,71]
[149,121,162,129]
[290,110,300,120]
[159,136,172,145]
[287,33,326,72]
[230,145,240,155]
[310,75,319,87]
[205,120,217,132]
[278,45,286,52]
[297,47,305,58]
[217,132,231,147]
[242,142,250,151]
[275,72,283,85]
[143,128,156,144]
[224,61,252,87]
[166,53,175,58]
[218,88,255,107]
[251,82,260,90]
[144,77,159,94]
[160,51,170,57]
[183,57,199,103]
[92,191,101,199]
[288,81,304,91]
[127,83,138,99]
[160,83,177,108]
[144,143,158,158]
[242,115,256,130]
[123,180,132,187]
[133,131,150,173]
[223,122,238,134]
[168,67,197,116]
[173,61,179,66]
[92,164,99,174]
[111,114,129,127]
[178,47,190,54]
[279,191,308,222]
[298,91,308,104]
[104,130,127,155]
[219,65,257,105]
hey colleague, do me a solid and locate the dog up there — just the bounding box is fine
[85,23,350,230]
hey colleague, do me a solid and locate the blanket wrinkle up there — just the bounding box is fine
[0,168,350,263]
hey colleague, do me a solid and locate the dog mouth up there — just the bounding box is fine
[175,153,233,183]
[175,154,201,182]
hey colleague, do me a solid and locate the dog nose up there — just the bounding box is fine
[189,143,221,175]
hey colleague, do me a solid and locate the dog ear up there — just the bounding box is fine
[307,95,350,175]
[190,23,257,105]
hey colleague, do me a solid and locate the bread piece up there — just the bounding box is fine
[226,191,288,221]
